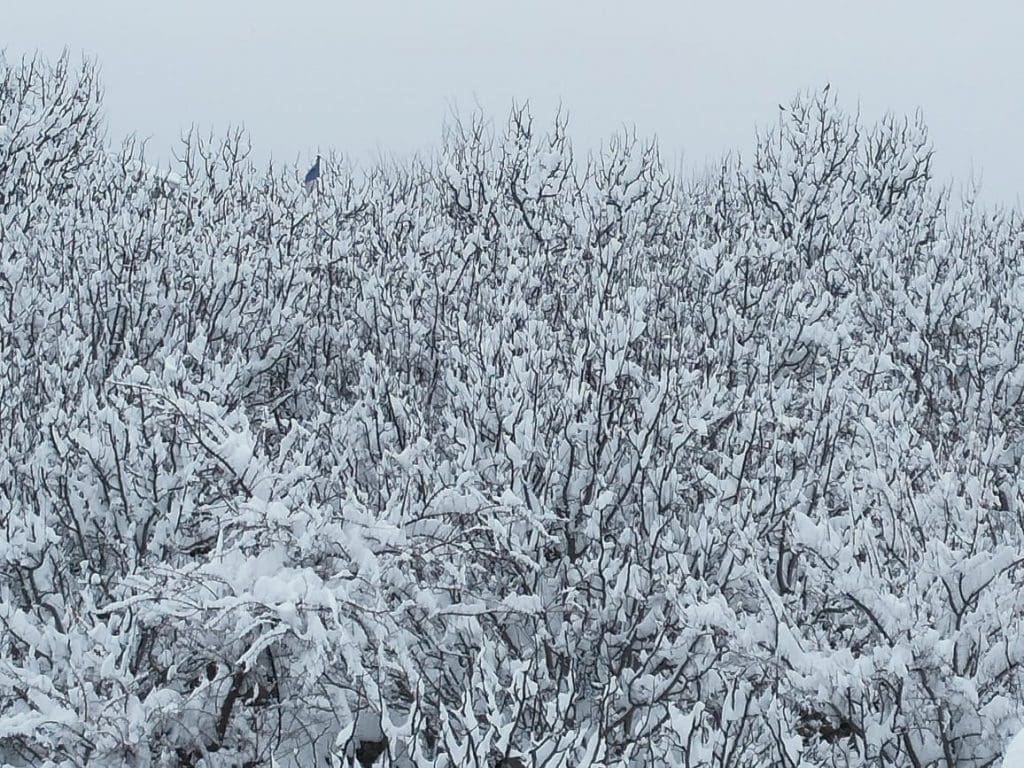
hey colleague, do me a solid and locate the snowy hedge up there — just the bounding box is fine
[1,54,1023,767]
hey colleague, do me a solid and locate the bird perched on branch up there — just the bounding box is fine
[304,154,321,193]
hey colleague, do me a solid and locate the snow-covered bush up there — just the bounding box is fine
[1,57,1022,767]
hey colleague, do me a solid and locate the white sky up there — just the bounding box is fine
[5,1,1022,206]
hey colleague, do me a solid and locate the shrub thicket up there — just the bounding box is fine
[2,54,1023,767]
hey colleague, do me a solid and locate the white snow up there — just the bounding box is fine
[1004,729,1024,768]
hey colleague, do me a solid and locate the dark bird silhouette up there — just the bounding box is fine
[304,154,321,193]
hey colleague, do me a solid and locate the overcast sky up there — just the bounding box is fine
[5,1,1022,205]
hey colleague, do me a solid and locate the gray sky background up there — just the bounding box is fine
[5,1,1022,206]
